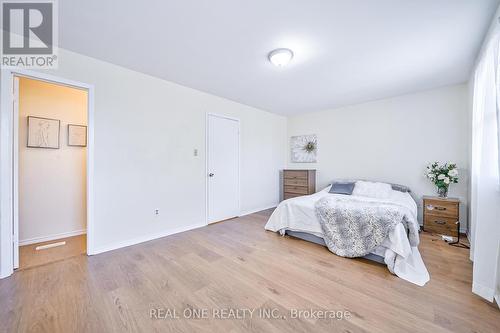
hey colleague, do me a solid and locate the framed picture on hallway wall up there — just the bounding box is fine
[68,124,87,147]
[27,116,60,149]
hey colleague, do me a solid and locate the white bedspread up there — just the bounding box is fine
[265,187,430,286]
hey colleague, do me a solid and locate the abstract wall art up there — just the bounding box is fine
[291,134,317,163]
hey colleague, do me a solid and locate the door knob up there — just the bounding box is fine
[208,173,215,177]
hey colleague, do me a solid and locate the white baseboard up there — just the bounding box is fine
[19,229,86,246]
[495,294,500,310]
[472,282,495,302]
[90,222,207,255]
[240,204,277,217]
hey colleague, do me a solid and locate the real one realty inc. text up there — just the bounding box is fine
[150,307,352,321]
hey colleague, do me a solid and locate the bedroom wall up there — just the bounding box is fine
[18,77,88,245]
[33,48,286,253]
[287,84,469,230]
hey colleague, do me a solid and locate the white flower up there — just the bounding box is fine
[448,169,458,177]
[427,173,435,179]
[438,174,446,180]
[444,177,450,184]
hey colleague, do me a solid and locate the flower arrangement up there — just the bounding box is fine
[425,162,459,197]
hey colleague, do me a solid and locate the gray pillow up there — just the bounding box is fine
[328,179,410,193]
[390,184,411,193]
[329,182,355,195]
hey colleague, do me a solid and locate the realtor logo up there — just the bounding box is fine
[1,0,58,68]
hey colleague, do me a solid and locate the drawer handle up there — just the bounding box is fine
[426,205,446,211]
[434,220,446,225]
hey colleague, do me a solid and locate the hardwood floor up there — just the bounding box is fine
[19,235,86,269]
[0,209,498,332]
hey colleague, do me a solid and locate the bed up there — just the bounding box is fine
[264,183,430,286]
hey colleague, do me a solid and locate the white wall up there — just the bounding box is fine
[497,250,500,305]
[39,48,286,253]
[18,78,87,244]
[287,84,470,228]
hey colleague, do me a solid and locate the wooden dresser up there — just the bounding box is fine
[423,196,459,237]
[283,170,316,200]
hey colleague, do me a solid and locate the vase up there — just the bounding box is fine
[437,186,448,198]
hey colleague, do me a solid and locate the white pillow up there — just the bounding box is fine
[352,181,392,199]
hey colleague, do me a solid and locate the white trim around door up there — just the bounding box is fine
[205,113,241,225]
[0,69,95,279]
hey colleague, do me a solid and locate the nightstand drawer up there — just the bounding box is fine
[283,177,308,186]
[284,185,309,195]
[424,216,458,237]
[424,199,458,218]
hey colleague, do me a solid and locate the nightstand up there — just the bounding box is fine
[422,196,459,238]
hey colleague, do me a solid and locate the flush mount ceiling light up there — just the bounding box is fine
[268,48,294,67]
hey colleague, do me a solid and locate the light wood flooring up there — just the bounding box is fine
[0,209,499,332]
[19,234,86,269]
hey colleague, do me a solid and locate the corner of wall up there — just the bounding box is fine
[472,282,495,302]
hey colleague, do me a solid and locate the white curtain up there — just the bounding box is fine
[470,28,500,301]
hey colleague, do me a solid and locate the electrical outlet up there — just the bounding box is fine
[155,209,159,215]
[193,148,198,157]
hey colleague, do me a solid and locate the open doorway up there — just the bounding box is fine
[0,69,94,279]
[14,76,88,269]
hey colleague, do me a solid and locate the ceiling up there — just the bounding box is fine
[59,0,499,115]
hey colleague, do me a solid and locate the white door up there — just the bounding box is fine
[207,114,239,223]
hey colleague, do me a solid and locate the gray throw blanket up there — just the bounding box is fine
[315,196,419,258]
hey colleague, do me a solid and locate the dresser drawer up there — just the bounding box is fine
[283,177,308,186]
[281,170,316,202]
[284,170,308,179]
[424,199,458,218]
[284,185,309,195]
[284,192,303,200]
[424,216,458,237]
